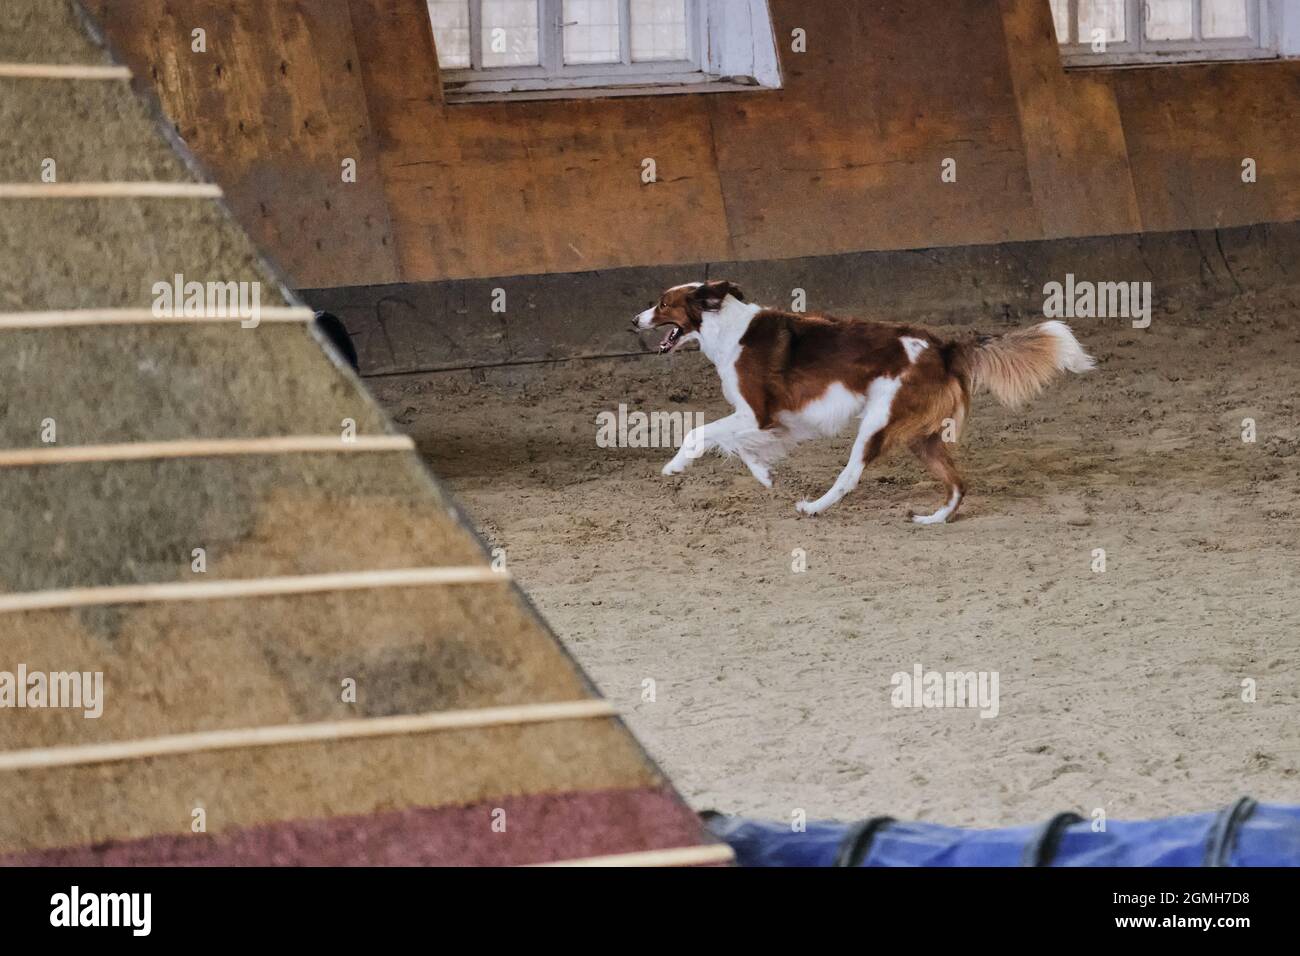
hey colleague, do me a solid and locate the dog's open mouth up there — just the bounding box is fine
[658,326,684,353]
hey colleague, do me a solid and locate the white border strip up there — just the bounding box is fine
[0,183,222,199]
[0,64,132,80]
[0,565,508,615]
[531,845,736,868]
[0,434,414,468]
[0,699,616,772]
[0,307,315,329]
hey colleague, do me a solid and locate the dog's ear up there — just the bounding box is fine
[691,280,746,312]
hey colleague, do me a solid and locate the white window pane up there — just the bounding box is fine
[1203,0,1249,38]
[1079,0,1127,44]
[630,0,689,62]
[482,0,540,67]
[428,0,471,69]
[564,0,622,65]
[1049,0,1070,43]
[1146,0,1194,40]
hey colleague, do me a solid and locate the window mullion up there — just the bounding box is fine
[1133,0,1145,53]
[469,0,483,70]
[1193,0,1204,41]
[544,0,560,73]
[1069,0,1079,44]
[690,0,703,68]
[620,0,633,66]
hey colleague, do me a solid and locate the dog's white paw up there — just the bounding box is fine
[662,461,685,477]
[795,499,821,516]
[751,469,773,489]
[909,509,948,526]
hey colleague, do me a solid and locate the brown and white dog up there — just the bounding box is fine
[633,280,1095,523]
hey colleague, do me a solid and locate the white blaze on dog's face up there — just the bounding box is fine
[632,281,746,353]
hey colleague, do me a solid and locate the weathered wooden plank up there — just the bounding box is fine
[0,722,658,853]
[83,0,1300,292]
[999,0,1142,238]
[1,587,595,749]
[1112,61,1300,233]
[0,0,109,64]
[84,0,401,287]
[0,453,486,594]
[0,324,382,448]
[707,0,1041,261]
[345,0,447,282]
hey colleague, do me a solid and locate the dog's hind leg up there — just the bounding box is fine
[732,428,790,489]
[736,450,773,488]
[908,433,965,525]
[795,379,900,516]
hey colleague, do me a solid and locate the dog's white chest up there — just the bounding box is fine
[700,301,760,415]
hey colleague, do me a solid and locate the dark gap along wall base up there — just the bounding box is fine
[304,220,1300,377]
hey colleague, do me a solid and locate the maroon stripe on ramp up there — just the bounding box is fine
[0,786,716,866]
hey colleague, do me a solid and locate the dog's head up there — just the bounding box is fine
[632,280,746,353]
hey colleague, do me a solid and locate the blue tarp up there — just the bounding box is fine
[707,798,1300,866]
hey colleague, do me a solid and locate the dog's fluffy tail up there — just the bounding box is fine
[961,320,1095,409]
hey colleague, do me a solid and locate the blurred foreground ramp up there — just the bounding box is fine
[0,0,722,868]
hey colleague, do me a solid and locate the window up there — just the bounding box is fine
[1050,0,1283,65]
[426,0,781,101]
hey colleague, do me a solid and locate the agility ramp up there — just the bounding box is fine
[0,0,723,867]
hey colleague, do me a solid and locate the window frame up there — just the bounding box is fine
[435,0,730,101]
[1054,0,1281,67]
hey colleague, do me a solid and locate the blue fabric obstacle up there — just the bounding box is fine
[706,798,1300,866]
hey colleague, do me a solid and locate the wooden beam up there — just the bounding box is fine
[0,182,222,199]
[0,63,132,80]
[0,699,614,772]
[0,307,314,329]
[532,845,736,867]
[0,564,510,615]
[0,435,415,469]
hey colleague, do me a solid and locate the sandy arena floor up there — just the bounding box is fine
[370,293,1300,827]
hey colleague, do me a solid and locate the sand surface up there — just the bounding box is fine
[372,294,1300,827]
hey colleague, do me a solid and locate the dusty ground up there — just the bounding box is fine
[371,293,1300,828]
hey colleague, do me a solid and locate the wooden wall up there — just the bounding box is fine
[86,0,1300,289]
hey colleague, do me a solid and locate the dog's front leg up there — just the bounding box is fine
[662,414,741,477]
